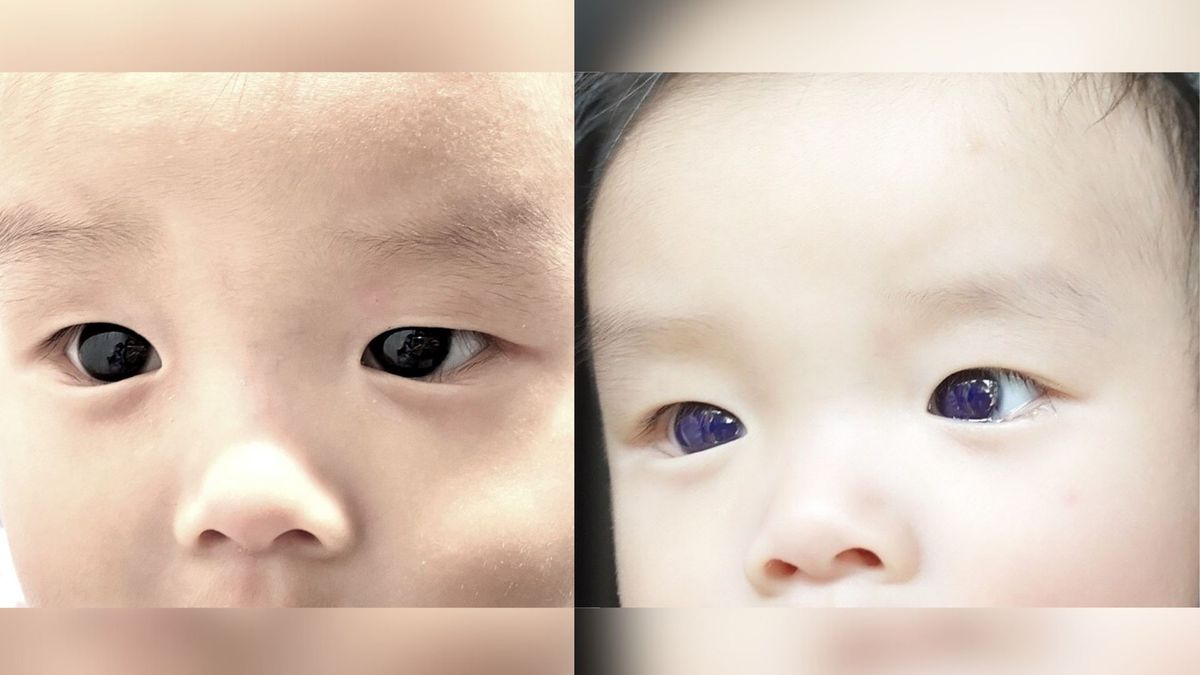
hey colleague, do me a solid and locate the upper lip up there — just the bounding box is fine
[179,557,312,607]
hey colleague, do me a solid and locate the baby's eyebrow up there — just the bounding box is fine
[0,204,155,270]
[896,268,1111,334]
[0,197,563,284]
[586,269,1111,370]
[585,309,720,368]
[329,197,563,282]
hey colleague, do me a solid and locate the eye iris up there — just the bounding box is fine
[77,324,152,382]
[673,404,745,453]
[935,373,1000,420]
[369,327,451,378]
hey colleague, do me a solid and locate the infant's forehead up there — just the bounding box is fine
[624,73,1191,262]
[0,73,569,189]
[1,72,565,137]
[0,73,571,242]
[655,74,1164,148]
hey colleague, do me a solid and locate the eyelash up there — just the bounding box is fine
[42,326,90,383]
[42,325,74,351]
[634,406,674,444]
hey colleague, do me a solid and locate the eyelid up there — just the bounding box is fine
[41,325,76,355]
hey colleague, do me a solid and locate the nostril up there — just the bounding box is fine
[195,528,320,551]
[764,559,799,578]
[836,547,882,567]
[197,529,228,548]
[275,529,320,547]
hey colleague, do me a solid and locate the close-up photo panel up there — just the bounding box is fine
[576,72,1200,608]
[0,72,574,608]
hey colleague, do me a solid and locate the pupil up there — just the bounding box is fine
[674,404,744,453]
[937,373,999,420]
[370,327,451,378]
[78,324,151,382]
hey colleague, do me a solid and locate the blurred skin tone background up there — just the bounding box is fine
[0,0,572,70]
[577,0,1200,71]
[0,73,573,607]
[625,609,1198,675]
[0,609,573,675]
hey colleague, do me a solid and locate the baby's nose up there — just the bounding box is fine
[173,441,354,558]
[744,465,920,594]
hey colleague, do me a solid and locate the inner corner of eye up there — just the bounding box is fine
[628,407,671,442]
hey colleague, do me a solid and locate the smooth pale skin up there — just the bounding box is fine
[588,74,1198,606]
[0,74,573,606]
[630,609,1197,675]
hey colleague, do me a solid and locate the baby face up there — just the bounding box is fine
[0,73,573,606]
[587,74,1198,605]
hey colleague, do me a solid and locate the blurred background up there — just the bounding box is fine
[0,0,572,70]
[577,0,1200,71]
[612,609,1199,675]
[0,608,573,673]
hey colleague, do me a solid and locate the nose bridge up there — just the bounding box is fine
[168,229,329,407]
[772,403,888,498]
[176,313,330,436]
[764,417,885,534]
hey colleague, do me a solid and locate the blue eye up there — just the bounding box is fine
[929,368,1045,422]
[670,402,747,454]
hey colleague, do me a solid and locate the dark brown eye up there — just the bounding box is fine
[363,327,452,378]
[71,323,159,383]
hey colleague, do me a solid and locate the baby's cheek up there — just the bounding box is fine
[426,439,573,603]
[955,477,1174,605]
[389,390,573,604]
[3,422,170,605]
